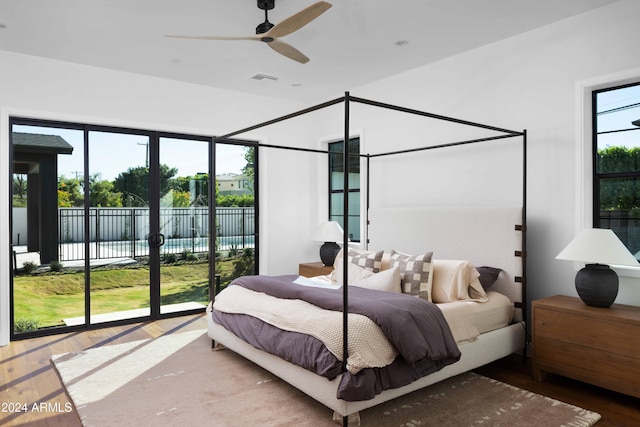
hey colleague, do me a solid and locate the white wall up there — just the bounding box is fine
[0,51,321,345]
[349,0,640,309]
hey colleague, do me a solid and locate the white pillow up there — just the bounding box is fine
[357,266,401,293]
[336,264,401,293]
[431,259,488,303]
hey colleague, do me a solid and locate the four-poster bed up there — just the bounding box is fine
[208,93,527,425]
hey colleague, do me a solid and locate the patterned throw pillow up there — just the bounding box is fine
[348,248,383,273]
[389,250,434,301]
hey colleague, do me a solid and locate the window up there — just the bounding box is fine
[328,138,360,242]
[593,82,640,260]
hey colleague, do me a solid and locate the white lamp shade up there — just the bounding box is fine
[311,221,344,242]
[556,228,638,266]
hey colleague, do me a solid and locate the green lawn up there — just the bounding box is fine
[13,260,238,331]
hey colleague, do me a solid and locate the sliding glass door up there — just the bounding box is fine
[87,130,152,324]
[158,136,211,314]
[9,119,225,338]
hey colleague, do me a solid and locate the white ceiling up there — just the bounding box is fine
[0,0,616,103]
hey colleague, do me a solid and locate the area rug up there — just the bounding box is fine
[52,330,601,427]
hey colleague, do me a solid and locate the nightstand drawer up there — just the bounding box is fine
[535,336,640,397]
[534,308,638,358]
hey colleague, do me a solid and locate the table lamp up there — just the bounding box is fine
[311,221,344,266]
[556,228,638,307]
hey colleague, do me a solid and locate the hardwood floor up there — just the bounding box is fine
[0,314,208,427]
[474,354,640,427]
[1,314,638,426]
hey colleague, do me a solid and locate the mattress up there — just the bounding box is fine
[471,291,515,333]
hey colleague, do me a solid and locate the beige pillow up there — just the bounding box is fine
[389,250,434,301]
[431,259,489,303]
[337,264,401,293]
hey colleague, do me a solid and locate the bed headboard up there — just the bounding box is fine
[367,207,525,322]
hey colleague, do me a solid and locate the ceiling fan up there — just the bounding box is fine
[165,1,332,64]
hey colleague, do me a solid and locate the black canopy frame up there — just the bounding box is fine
[212,92,527,426]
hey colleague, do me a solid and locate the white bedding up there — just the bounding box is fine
[213,285,397,374]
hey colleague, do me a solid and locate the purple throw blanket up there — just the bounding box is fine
[212,274,461,401]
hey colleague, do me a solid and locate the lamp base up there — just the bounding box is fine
[575,263,618,308]
[319,242,340,266]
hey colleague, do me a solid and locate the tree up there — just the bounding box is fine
[89,175,122,207]
[171,190,191,207]
[217,193,254,207]
[597,146,640,175]
[113,165,178,207]
[57,189,73,207]
[242,146,256,193]
[13,174,27,206]
[57,176,83,207]
[169,174,209,206]
[598,146,640,211]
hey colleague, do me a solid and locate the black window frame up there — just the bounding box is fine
[328,138,361,243]
[592,81,640,258]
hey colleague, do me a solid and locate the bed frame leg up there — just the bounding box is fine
[332,411,360,426]
[211,340,226,351]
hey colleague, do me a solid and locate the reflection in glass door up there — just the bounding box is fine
[88,131,151,323]
[158,137,210,314]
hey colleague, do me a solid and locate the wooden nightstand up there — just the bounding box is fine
[532,295,640,398]
[298,262,334,278]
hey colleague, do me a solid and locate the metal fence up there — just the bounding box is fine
[58,207,254,261]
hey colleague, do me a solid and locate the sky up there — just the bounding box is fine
[596,84,640,149]
[13,125,248,181]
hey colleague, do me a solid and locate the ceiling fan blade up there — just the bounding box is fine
[267,1,332,39]
[267,40,310,64]
[164,34,260,41]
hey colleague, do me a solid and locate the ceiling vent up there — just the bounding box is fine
[251,73,279,81]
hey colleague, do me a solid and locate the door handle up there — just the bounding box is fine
[147,232,165,248]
